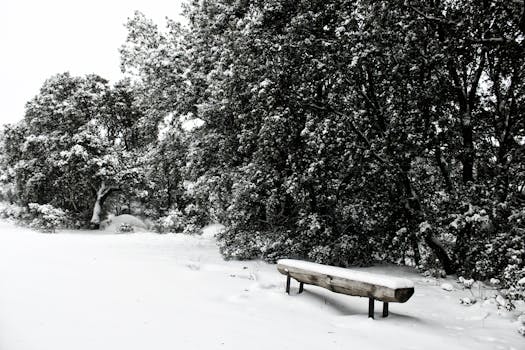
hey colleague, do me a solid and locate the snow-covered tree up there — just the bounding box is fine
[3,73,148,227]
[172,0,525,283]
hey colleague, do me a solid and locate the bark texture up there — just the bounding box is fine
[90,182,120,229]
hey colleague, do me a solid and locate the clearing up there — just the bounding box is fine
[0,221,522,350]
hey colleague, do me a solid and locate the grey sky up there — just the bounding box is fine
[0,0,184,125]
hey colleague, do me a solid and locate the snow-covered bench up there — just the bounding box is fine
[277,259,414,319]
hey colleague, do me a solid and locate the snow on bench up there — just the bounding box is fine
[277,259,415,319]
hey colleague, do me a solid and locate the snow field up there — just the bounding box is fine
[0,221,523,350]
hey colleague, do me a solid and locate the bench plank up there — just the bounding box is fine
[277,259,414,303]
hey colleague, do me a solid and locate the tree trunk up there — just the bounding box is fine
[494,103,512,202]
[424,235,456,275]
[461,119,475,184]
[447,53,485,185]
[399,160,456,274]
[434,141,454,194]
[90,182,119,229]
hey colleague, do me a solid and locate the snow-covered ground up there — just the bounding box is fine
[0,220,523,350]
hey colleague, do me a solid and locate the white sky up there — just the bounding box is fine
[0,0,185,125]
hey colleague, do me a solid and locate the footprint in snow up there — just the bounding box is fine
[185,262,201,271]
[229,273,256,280]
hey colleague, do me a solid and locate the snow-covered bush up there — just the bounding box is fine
[0,180,16,204]
[0,202,26,220]
[153,204,207,234]
[217,227,276,260]
[183,203,207,228]
[27,203,70,232]
[504,268,525,305]
[154,209,186,233]
[182,223,201,235]
[471,208,525,304]
[100,214,148,232]
[458,276,475,289]
[217,206,375,266]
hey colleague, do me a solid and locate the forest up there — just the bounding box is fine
[0,0,524,299]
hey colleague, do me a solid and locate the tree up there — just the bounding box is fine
[173,0,525,282]
[4,73,148,227]
[120,11,202,219]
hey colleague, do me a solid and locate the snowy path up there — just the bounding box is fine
[0,221,522,350]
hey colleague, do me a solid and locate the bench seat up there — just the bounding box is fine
[277,259,415,318]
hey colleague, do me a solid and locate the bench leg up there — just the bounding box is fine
[286,273,291,294]
[368,298,374,319]
[298,282,304,294]
[383,302,389,318]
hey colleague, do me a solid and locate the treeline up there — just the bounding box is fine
[1,0,524,291]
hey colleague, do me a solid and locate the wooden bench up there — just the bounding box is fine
[277,259,414,319]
